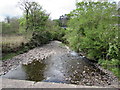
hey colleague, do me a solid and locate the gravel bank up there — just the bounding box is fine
[1,41,69,75]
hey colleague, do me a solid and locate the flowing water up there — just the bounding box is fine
[2,51,101,85]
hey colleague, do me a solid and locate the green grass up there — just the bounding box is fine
[2,53,17,60]
[2,46,30,60]
[98,59,120,80]
[109,68,120,80]
[60,43,66,47]
[1,34,32,60]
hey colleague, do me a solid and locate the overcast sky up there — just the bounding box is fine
[0,0,119,21]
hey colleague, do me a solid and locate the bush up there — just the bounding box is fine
[98,59,120,79]
[28,26,66,47]
[29,30,52,47]
[65,2,119,61]
[64,2,119,78]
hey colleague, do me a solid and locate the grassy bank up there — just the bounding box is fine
[1,34,32,60]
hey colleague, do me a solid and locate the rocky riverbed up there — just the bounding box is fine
[1,41,68,75]
[1,41,119,88]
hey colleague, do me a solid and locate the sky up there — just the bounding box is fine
[0,0,119,21]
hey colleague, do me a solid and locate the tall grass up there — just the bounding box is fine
[1,34,32,60]
[2,35,26,51]
[2,35,26,45]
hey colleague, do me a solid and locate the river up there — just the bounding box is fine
[1,41,118,86]
[2,51,105,85]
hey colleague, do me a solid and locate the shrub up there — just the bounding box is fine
[65,2,119,61]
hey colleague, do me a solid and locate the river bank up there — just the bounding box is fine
[1,41,119,88]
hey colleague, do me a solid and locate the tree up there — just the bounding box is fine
[18,0,49,32]
[59,14,70,27]
[18,0,32,32]
[5,16,10,23]
[65,2,118,60]
[28,2,49,30]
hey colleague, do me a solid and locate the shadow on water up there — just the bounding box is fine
[23,60,46,82]
[2,51,104,85]
[1,60,46,82]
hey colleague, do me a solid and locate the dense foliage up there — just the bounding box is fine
[65,2,119,78]
[18,1,65,47]
[65,2,118,60]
